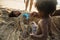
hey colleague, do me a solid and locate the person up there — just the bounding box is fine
[9,11,21,17]
[31,21,38,34]
[30,12,40,24]
[30,0,57,40]
[30,12,39,17]
[24,0,33,12]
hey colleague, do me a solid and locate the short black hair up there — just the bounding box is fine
[9,11,21,17]
[35,1,57,15]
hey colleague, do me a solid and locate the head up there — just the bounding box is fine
[22,13,30,24]
[35,0,57,18]
[9,11,21,17]
[30,12,38,17]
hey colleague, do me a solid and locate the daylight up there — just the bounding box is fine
[0,0,60,11]
[0,0,60,40]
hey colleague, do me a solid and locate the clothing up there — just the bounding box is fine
[31,21,38,34]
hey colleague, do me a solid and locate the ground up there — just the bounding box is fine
[0,8,60,40]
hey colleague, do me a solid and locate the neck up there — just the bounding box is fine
[38,12,49,19]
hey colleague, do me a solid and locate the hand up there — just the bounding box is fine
[30,33,34,35]
[30,33,39,38]
[30,33,35,38]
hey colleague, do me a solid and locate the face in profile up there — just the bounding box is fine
[30,12,39,18]
[9,11,21,17]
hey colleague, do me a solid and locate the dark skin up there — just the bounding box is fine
[29,1,58,40]
[30,12,40,24]
[30,11,48,40]
[9,11,21,17]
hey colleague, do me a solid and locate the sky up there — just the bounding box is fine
[0,0,60,11]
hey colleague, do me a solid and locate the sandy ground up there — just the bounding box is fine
[0,9,60,40]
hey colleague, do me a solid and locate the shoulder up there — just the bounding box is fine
[38,19,47,24]
[38,18,50,27]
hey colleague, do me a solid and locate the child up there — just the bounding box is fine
[9,11,21,17]
[30,0,57,40]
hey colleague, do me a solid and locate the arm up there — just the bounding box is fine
[30,20,48,38]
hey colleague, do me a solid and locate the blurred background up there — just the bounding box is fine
[0,0,60,12]
[0,0,60,40]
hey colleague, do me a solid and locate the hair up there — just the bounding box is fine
[30,12,38,17]
[35,1,57,16]
[9,11,21,17]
